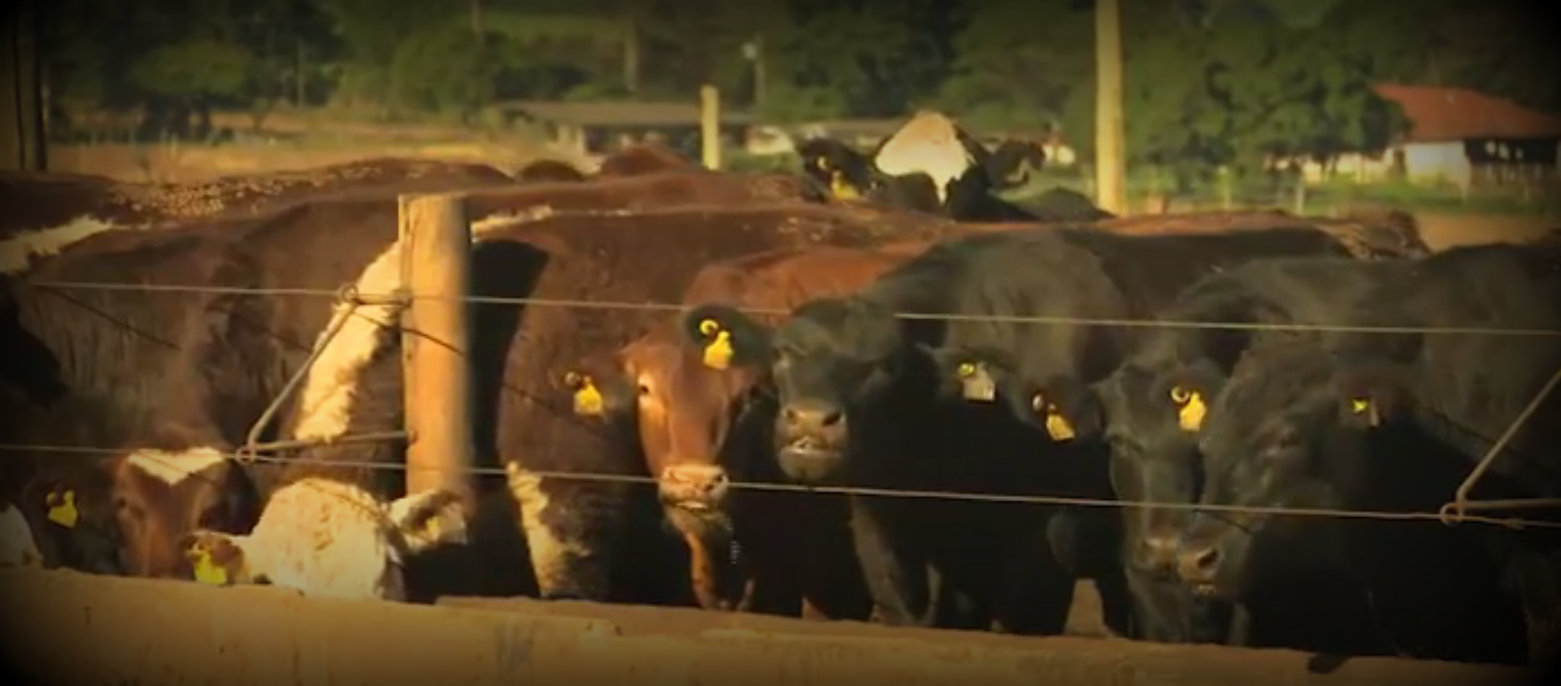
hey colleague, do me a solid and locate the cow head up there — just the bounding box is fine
[110,447,261,579]
[181,479,467,601]
[984,139,1047,190]
[795,138,878,201]
[22,460,124,575]
[682,297,909,485]
[1175,339,1409,601]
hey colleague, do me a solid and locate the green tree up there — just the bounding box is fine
[936,0,1093,132]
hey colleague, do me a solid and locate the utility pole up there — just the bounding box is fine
[1093,0,1126,214]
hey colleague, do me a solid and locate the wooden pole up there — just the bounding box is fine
[398,193,475,507]
[1093,0,1126,215]
[700,84,721,171]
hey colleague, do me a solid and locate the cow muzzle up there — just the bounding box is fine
[658,464,731,513]
[775,398,848,483]
[1176,540,1234,600]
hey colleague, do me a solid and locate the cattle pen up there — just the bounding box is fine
[3,187,1558,686]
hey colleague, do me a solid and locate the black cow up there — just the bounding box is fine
[794,111,1075,223]
[676,225,1360,635]
[1173,242,1561,667]
[966,254,1413,646]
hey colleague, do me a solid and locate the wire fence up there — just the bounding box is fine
[4,442,1557,532]
[9,276,1561,533]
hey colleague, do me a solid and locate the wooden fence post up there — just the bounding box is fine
[398,193,475,507]
[700,84,721,171]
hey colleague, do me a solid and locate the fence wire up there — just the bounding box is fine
[8,277,1561,533]
[27,279,1561,338]
[3,442,1557,532]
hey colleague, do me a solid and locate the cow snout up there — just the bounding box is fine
[658,464,731,512]
[1176,542,1224,593]
[1131,534,1182,577]
[775,398,848,484]
[778,398,847,444]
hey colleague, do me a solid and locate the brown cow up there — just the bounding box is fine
[515,159,589,183]
[595,143,702,178]
[472,202,960,603]
[558,244,934,617]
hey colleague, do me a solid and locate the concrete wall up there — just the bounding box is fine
[0,568,1535,686]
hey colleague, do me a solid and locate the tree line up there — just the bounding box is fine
[39,0,1560,177]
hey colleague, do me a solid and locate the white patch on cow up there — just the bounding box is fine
[0,215,123,275]
[291,207,558,442]
[505,461,595,595]
[126,446,230,486]
[290,242,407,442]
[0,502,43,568]
[872,111,977,204]
[471,206,559,237]
[204,478,464,601]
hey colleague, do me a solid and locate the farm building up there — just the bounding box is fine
[1371,83,1561,189]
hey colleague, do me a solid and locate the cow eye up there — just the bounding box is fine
[637,384,651,396]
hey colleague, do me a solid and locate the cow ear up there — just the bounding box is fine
[560,366,635,419]
[387,488,469,554]
[681,303,772,371]
[182,530,249,586]
[1332,358,1412,429]
[1027,376,1105,443]
[917,344,989,402]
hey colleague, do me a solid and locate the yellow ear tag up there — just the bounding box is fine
[573,379,604,416]
[47,490,78,529]
[191,547,229,586]
[1351,397,1380,427]
[1044,406,1076,442]
[698,317,734,370]
[829,171,861,200]
[1177,392,1207,432]
[956,362,996,402]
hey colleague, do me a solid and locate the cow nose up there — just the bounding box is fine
[659,464,730,511]
[780,399,845,432]
[1132,534,1181,576]
[1176,543,1222,585]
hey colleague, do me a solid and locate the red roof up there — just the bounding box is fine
[1372,84,1561,142]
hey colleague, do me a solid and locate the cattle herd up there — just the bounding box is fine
[1,111,1558,674]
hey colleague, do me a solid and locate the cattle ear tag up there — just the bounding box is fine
[957,362,995,402]
[830,171,861,200]
[567,373,604,416]
[189,542,229,586]
[46,490,78,529]
[1170,386,1206,432]
[698,319,733,370]
[1351,397,1380,427]
[1033,393,1076,442]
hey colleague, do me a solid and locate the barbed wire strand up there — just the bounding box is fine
[28,279,1561,338]
[4,442,1557,531]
